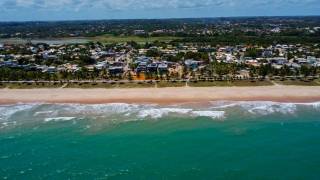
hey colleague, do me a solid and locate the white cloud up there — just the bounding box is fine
[1,0,319,11]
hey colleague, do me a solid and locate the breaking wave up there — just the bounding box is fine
[192,111,225,119]
[210,101,320,115]
[0,104,39,121]
[1,101,320,129]
[136,108,224,119]
[137,108,192,118]
[44,117,77,122]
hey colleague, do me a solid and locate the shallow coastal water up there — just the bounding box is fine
[1,101,320,179]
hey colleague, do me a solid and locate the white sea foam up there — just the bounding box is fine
[191,111,225,119]
[57,103,142,115]
[2,101,320,126]
[137,108,193,119]
[82,103,140,113]
[210,101,320,115]
[294,102,320,109]
[0,104,39,120]
[34,111,54,116]
[0,121,17,128]
[210,101,240,109]
[240,102,297,115]
[44,117,76,122]
[136,108,225,119]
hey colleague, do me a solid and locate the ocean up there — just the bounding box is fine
[1,101,320,179]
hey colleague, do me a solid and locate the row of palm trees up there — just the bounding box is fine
[0,62,319,82]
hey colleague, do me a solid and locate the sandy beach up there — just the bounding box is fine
[1,85,320,104]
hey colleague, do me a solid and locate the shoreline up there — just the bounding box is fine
[1,86,320,105]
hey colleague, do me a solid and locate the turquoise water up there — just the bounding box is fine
[1,102,320,179]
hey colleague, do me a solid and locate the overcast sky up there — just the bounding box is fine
[1,0,320,21]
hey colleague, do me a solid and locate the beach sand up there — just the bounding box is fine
[1,85,320,104]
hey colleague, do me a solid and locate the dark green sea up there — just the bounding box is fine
[1,101,320,179]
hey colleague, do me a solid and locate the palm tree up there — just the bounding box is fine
[301,65,311,79]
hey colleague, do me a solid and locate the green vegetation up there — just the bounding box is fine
[157,81,186,88]
[118,81,155,88]
[0,83,6,89]
[0,80,273,89]
[66,82,155,89]
[66,82,118,89]
[1,17,320,89]
[274,79,320,86]
[174,35,320,46]
[90,34,181,44]
[188,80,274,87]
[2,79,320,89]
[1,82,65,89]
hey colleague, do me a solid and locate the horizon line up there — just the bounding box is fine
[1,15,320,23]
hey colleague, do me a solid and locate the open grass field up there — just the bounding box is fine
[90,35,181,44]
[2,79,320,89]
[66,82,155,88]
[1,82,65,89]
[274,79,320,86]
[157,81,187,88]
[0,38,89,45]
[0,35,179,45]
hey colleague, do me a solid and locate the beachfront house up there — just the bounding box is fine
[2,60,19,68]
[44,66,57,74]
[296,58,308,64]
[262,49,273,57]
[136,62,147,73]
[269,57,288,65]
[307,56,317,64]
[0,43,3,50]
[95,62,108,70]
[184,59,201,70]
[157,63,168,73]
[108,66,123,76]
[147,63,158,73]
[135,56,152,65]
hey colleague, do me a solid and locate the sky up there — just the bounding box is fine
[0,0,320,21]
